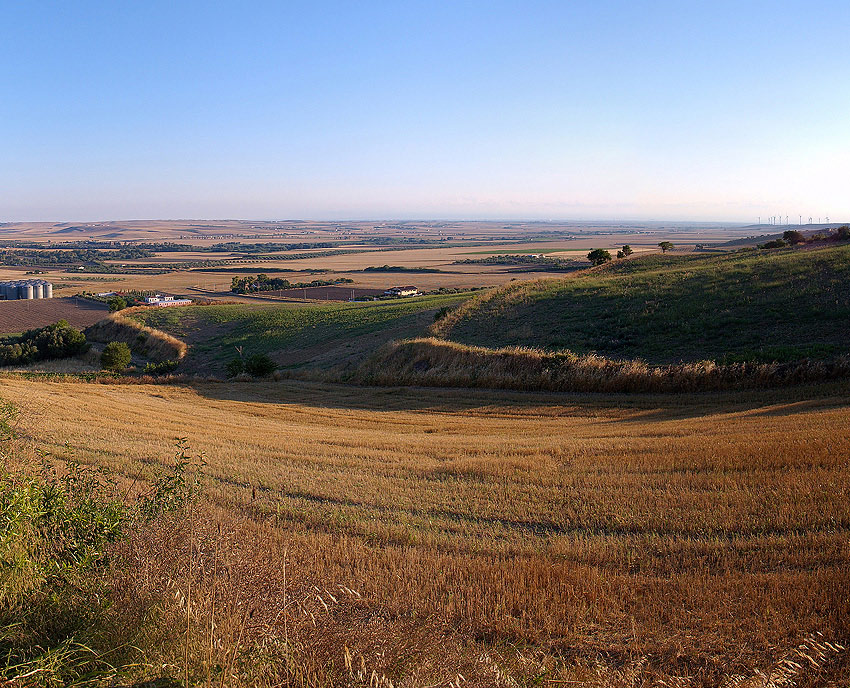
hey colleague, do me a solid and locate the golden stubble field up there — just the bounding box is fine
[2,375,849,684]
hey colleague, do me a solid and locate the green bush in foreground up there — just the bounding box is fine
[0,320,88,367]
[100,341,131,371]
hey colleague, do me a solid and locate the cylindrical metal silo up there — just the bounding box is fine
[32,282,43,299]
[44,282,53,298]
[21,283,34,299]
[5,283,18,300]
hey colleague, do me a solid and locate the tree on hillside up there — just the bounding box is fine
[108,296,127,312]
[101,341,131,371]
[621,245,633,256]
[587,249,612,266]
[783,230,805,245]
[658,241,674,253]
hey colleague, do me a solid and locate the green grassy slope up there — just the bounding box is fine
[133,293,472,373]
[434,245,850,363]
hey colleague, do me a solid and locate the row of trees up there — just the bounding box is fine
[586,242,674,266]
[759,226,850,250]
[230,274,353,294]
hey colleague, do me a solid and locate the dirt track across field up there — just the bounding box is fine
[0,297,109,334]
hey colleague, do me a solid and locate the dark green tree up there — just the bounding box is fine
[658,241,674,253]
[587,248,612,266]
[108,296,127,312]
[244,353,277,377]
[621,244,633,256]
[101,341,131,371]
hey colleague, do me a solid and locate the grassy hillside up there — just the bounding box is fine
[435,245,850,363]
[133,293,471,373]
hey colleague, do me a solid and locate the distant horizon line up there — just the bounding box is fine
[2,217,762,226]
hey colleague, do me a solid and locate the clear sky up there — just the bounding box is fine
[2,1,849,222]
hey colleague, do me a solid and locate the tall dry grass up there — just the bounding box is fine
[85,308,188,362]
[3,377,849,685]
[354,337,850,393]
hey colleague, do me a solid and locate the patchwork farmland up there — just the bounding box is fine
[0,296,109,334]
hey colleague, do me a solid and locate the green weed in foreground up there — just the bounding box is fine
[0,401,204,686]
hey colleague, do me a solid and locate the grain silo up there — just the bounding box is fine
[0,279,53,300]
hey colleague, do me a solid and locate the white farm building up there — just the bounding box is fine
[144,294,193,307]
[383,286,420,297]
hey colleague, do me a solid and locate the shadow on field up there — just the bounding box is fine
[190,378,850,420]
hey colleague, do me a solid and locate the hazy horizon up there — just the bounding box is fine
[3,1,848,223]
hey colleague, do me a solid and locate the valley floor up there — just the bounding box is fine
[3,376,849,684]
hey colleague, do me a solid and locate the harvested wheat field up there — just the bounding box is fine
[2,376,848,685]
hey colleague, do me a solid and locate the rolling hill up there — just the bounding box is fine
[432,244,850,364]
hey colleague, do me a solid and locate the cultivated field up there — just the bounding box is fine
[0,297,108,334]
[2,376,848,685]
[133,293,471,373]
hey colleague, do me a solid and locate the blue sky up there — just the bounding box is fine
[2,1,849,222]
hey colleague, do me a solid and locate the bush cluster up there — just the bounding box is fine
[101,341,132,371]
[0,320,88,367]
[226,353,277,378]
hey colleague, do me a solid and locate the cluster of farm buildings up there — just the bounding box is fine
[383,286,420,297]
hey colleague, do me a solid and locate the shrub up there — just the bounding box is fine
[783,230,805,244]
[108,296,127,312]
[244,353,276,377]
[434,305,454,322]
[226,357,245,377]
[0,320,88,367]
[143,359,178,375]
[835,225,850,240]
[759,239,788,249]
[101,342,132,371]
[0,421,204,685]
[0,459,126,684]
[587,248,612,266]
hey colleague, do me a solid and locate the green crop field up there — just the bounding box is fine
[436,245,850,364]
[133,293,472,373]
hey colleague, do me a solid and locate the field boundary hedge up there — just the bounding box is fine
[85,310,187,362]
[353,337,850,393]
